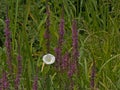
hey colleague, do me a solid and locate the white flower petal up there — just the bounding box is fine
[42,54,55,65]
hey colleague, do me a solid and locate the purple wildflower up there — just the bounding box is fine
[68,19,79,77]
[55,12,65,69]
[70,19,79,74]
[15,55,22,90]
[68,63,76,78]
[67,19,79,89]
[33,75,38,90]
[90,60,96,89]
[0,71,9,89]
[44,0,50,53]
[4,10,12,72]
[72,19,79,62]
[58,18,64,45]
[0,79,1,90]
[55,47,61,68]
[14,38,22,90]
[32,67,39,90]
[61,52,69,70]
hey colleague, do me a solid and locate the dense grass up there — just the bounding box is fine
[0,0,120,90]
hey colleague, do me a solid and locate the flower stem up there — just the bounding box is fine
[41,63,45,72]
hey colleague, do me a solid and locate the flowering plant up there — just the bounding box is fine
[42,54,55,65]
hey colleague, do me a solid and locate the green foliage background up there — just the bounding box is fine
[0,0,120,90]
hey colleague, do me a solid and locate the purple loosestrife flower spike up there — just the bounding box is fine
[0,79,1,90]
[68,19,79,88]
[55,47,61,67]
[5,9,12,71]
[44,0,50,53]
[55,10,64,69]
[1,71,9,89]
[68,63,76,78]
[61,52,69,70]
[14,38,22,90]
[90,60,96,89]
[15,55,22,90]
[72,19,79,71]
[33,75,38,90]
[4,7,12,72]
[68,19,79,77]
[72,19,79,60]
[32,67,39,90]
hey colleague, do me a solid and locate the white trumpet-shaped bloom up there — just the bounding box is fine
[42,54,55,65]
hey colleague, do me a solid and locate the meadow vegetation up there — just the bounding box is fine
[0,0,120,90]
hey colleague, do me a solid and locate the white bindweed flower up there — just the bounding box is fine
[42,54,55,65]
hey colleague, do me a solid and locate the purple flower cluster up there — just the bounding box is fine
[72,19,79,62]
[33,75,38,90]
[15,54,22,90]
[0,71,9,89]
[0,8,10,90]
[61,52,69,70]
[4,14,12,72]
[58,18,64,45]
[66,19,79,89]
[55,17,65,69]
[67,19,79,78]
[68,63,76,78]
[44,1,50,53]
